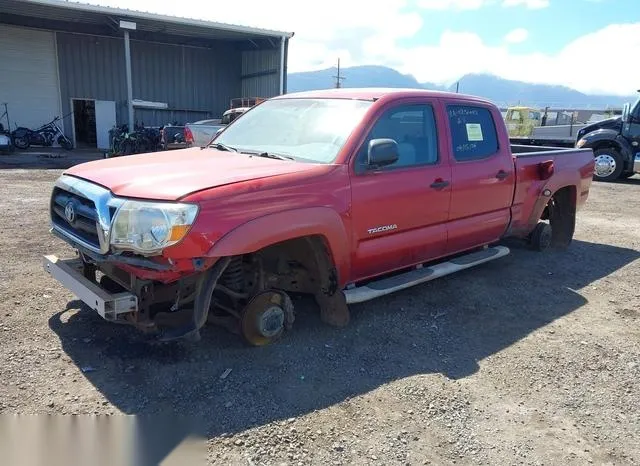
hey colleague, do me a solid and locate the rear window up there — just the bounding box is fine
[447,105,499,161]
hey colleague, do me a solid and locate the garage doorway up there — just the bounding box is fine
[71,99,116,150]
[72,99,96,148]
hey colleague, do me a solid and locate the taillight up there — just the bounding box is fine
[184,127,193,144]
[538,160,555,180]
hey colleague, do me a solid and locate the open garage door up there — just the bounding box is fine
[0,24,62,133]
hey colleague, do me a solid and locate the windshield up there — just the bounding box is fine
[212,98,374,163]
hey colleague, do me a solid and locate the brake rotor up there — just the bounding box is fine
[240,290,294,346]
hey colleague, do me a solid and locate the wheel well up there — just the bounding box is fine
[213,235,339,308]
[540,186,576,221]
[591,140,621,154]
[216,235,350,327]
[250,235,338,296]
[539,186,576,248]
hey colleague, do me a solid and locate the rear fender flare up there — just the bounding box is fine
[205,207,350,284]
[526,182,577,233]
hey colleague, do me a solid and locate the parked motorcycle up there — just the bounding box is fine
[12,116,73,150]
[0,123,14,154]
[106,122,161,157]
[0,103,14,154]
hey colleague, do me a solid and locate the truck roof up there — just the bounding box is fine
[275,87,493,104]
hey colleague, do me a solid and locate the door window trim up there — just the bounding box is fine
[446,102,501,163]
[353,102,441,176]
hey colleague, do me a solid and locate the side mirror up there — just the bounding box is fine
[368,138,399,168]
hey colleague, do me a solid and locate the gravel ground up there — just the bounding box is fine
[0,166,638,465]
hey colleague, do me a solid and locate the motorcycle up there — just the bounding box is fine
[106,122,162,157]
[0,123,13,154]
[0,103,14,154]
[12,116,73,150]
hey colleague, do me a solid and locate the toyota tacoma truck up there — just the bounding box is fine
[43,88,595,345]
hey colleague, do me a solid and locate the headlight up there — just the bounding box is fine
[110,200,199,255]
[576,138,586,148]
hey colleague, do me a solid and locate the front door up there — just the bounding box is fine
[624,99,640,160]
[444,102,516,254]
[349,101,452,282]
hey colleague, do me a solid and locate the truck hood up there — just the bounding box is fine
[577,117,622,139]
[65,147,321,200]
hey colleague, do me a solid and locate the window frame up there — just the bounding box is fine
[446,103,501,163]
[352,102,441,175]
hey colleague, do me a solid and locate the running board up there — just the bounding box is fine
[344,246,510,304]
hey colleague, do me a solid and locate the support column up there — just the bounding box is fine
[279,36,285,95]
[123,30,134,128]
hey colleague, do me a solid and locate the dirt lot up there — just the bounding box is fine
[0,165,638,465]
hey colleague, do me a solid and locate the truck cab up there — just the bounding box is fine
[576,92,640,181]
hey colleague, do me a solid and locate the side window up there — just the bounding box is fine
[355,104,439,172]
[632,100,640,120]
[447,105,499,161]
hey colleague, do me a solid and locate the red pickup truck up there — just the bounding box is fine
[43,88,595,345]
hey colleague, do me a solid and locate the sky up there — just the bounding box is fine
[86,0,640,96]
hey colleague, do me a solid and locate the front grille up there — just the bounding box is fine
[50,186,101,249]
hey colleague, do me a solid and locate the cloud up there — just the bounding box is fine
[83,0,637,96]
[504,28,529,43]
[502,0,550,9]
[417,0,487,10]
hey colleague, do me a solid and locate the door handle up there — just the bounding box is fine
[496,170,509,180]
[430,179,450,189]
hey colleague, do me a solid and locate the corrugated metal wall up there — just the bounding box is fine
[56,32,244,132]
[241,49,280,98]
[56,32,127,135]
[130,40,240,124]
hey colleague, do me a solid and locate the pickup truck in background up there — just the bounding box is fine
[185,97,264,148]
[184,119,224,148]
[43,88,594,346]
[575,92,640,182]
[185,97,265,147]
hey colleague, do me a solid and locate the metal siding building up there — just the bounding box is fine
[0,0,293,149]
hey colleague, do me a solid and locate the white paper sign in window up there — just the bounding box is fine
[465,123,484,142]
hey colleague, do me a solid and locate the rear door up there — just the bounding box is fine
[349,99,452,282]
[444,102,516,254]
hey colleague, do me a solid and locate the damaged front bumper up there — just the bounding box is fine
[43,254,138,321]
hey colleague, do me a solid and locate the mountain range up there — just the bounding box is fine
[287,66,635,109]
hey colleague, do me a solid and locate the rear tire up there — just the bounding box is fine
[59,137,73,151]
[593,148,623,182]
[618,172,634,180]
[529,222,552,252]
[13,136,29,150]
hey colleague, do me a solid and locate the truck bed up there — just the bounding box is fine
[508,144,594,237]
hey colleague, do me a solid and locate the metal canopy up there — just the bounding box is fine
[0,0,294,43]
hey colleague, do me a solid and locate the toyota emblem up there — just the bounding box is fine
[64,202,76,223]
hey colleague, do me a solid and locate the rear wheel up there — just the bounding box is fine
[529,222,552,252]
[58,136,73,151]
[593,148,623,182]
[13,136,29,150]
